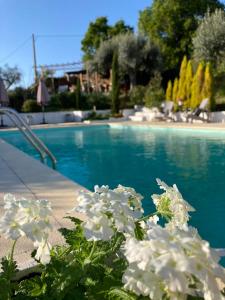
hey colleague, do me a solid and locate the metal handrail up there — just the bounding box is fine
[0,108,57,169]
[1,110,46,162]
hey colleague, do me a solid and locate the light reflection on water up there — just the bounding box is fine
[1,125,225,256]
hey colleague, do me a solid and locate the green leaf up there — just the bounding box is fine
[134,221,145,241]
[108,288,137,300]
[0,256,18,300]
[1,256,18,279]
[64,216,83,225]
[18,276,46,297]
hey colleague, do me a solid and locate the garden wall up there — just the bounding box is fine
[1,109,135,127]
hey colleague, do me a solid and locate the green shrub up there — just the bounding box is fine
[22,100,41,112]
[144,72,165,108]
[8,87,25,112]
[86,111,110,120]
[8,87,35,112]
[58,92,75,109]
[48,94,62,111]
[129,85,146,105]
[48,92,110,111]
[119,94,132,109]
[84,92,111,110]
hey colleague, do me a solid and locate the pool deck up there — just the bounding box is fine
[2,120,225,132]
[0,138,85,274]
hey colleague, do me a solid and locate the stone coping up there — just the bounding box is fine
[0,138,86,273]
[2,120,225,132]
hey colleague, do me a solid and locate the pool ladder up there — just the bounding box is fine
[0,108,57,169]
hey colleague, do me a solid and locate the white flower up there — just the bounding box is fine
[123,265,165,300]
[114,185,144,212]
[73,185,144,239]
[82,214,114,241]
[94,185,109,193]
[3,194,20,211]
[122,224,225,300]
[34,237,52,264]
[0,212,24,240]
[152,179,195,230]
[0,194,52,264]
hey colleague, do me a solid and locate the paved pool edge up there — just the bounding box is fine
[0,138,86,273]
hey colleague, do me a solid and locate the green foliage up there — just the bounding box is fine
[58,92,76,109]
[85,92,111,110]
[117,34,160,88]
[15,218,127,300]
[0,256,18,300]
[86,111,109,121]
[81,17,133,61]
[144,72,165,108]
[81,17,109,61]
[202,62,215,111]
[190,62,205,109]
[7,87,35,112]
[193,9,225,68]
[49,92,111,111]
[48,94,62,111]
[0,64,21,90]
[8,87,26,112]
[166,80,172,100]
[90,38,117,76]
[108,20,133,39]
[177,56,188,101]
[76,78,81,109]
[92,33,161,88]
[111,52,120,114]
[184,60,193,108]
[138,0,224,72]
[129,85,146,105]
[22,100,41,113]
[118,94,136,109]
[172,78,179,103]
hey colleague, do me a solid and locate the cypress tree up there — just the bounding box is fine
[177,56,188,101]
[190,62,205,109]
[76,78,81,109]
[111,51,120,114]
[166,80,173,100]
[201,62,214,111]
[184,60,193,108]
[172,78,179,103]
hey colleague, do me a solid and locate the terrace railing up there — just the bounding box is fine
[0,108,57,169]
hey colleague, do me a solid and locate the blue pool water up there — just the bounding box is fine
[1,125,225,253]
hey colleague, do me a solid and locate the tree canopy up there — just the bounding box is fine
[90,33,162,88]
[193,9,225,68]
[138,0,224,73]
[81,17,133,61]
[0,65,21,90]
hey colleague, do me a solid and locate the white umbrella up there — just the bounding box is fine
[37,79,50,124]
[0,77,9,127]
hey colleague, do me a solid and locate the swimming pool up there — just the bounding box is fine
[1,124,225,252]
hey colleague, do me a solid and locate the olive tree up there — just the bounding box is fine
[0,65,21,90]
[193,9,225,68]
[90,33,161,89]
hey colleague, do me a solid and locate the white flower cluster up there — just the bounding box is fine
[0,194,52,264]
[73,185,144,241]
[123,223,225,300]
[152,179,195,230]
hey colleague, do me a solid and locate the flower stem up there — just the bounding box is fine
[139,212,158,221]
[10,239,17,262]
[89,241,96,259]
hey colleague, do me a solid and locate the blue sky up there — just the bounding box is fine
[0,0,151,87]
